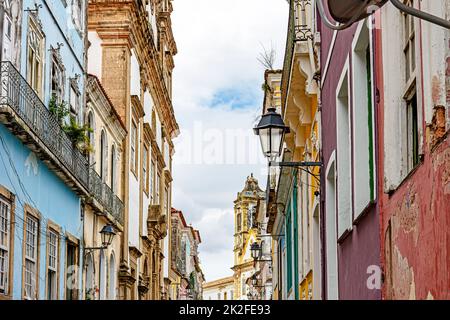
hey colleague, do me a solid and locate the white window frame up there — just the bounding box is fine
[24,215,39,300]
[150,159,155,204]
[325,151,338,300]
[335,58,352,239]
[143,146,149,194]
[50,52,65,104]
[46,229,59,300]
[351,20,376,220]
[0,198,11,295]
[130,120,137,174]
[155,171,161,205]
[26,15,44,98]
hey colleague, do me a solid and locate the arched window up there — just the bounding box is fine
[111,144,116,191]
[99,250,107,300]
[87,111,95,164]
[85,253,95,300]
[108,252,116,300]
[100,130,107,181]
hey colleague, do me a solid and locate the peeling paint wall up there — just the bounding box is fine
[378,0,450,300]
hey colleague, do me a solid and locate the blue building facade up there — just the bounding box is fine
[0,0,86,300]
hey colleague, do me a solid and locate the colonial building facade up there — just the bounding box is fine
[377,1,450,300]
[261,0,450,301]
[82,75,126,300]
[203,276,234,300]
[0,0,88,300]
[87,0,179,300]
[0,0,181,300]
[170,208,204,300]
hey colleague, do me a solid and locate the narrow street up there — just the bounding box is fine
[0,0,448,304]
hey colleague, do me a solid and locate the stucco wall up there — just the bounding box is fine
[320,20,381,300]
[0,125,82,299]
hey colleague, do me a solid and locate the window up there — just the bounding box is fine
[325,158,338,300]
[85,254,94,300]
[46,229,59,300]
[69,84,80,120]
[150,160,155,204]
[164,187,169,216]
[0,197,12,296]
[131,121,137,174]
[109,253,116,299]
[111,145,116,192]
[87,112,95,165]
[402,1,419,173]
[352,21,375,219]
[26,17,44,98]
[155,171,160,205]
[99,250,106,300]
[65,241,78,300]
[217,293,221,300]
[286,203,292,292]
[72,0,83,32]
[24,215,39,300]
[224,291,227,300]
[336,67,352,238]
[143,146,149,194]
[382,1,420,190]
[403,1,416,84]
[2,2,12,62]
[406,93,419,171]
[100,130,107,181]
[236,212,241,232]
[51,51,65,104]
[247,205,253,229]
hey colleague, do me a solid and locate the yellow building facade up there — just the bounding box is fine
[281,0,320,300]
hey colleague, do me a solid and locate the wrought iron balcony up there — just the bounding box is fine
[89,168,124,225]
[281,0,314,108]
[0,61,124,225]
[0,61,89,193]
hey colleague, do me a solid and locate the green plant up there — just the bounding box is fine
[261,83,272,92]
[49,97,93,154]
[63,116,94,154]
[49,96,69,125]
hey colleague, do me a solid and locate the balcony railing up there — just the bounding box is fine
[281,0,295,110]
[0,61,89,189]
[281,1,314,109]
[89,168,124,225]
[0,61,124,225]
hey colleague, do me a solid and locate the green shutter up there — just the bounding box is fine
[286,202,292,291]
[293,178,299,300]
[366,47,375,201]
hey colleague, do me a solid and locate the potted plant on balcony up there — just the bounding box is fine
[63,116,94,154]
[49,96,93,154]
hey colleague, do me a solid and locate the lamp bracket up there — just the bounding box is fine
[316,0,450,30]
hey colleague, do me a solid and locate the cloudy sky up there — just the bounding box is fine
[171,0,288,282]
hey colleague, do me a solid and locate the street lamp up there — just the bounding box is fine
[250,242,261,260]
[253,107,290,162]
[85,224,117,252]
[100,224,117,248]
[250,242,272,263]
[251,274,258,287]
[253,107,322,178]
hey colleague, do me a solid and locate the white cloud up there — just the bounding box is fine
[171,0,288,281]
